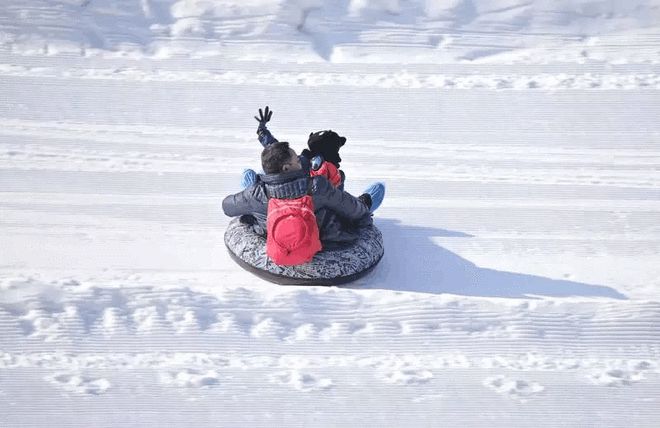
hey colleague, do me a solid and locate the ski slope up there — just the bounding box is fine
[1,1,660,427]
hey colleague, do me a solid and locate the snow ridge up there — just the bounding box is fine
[1,277,659,425]
[2,0,660,63]
[3,63,660,90]
[2,277,659,357]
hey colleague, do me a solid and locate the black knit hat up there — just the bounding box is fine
[307,130,346,168]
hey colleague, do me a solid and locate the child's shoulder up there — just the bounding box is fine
[310,161,342,188]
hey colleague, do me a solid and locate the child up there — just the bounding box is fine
[242,107,384,211]
[304,130,345,190]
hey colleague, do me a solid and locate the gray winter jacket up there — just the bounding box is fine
[222,168,372,243]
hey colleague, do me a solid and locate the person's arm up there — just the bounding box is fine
[257,124,278,147]
[254,106,278,147]
[313,177,370,221]
[222,186,267,218]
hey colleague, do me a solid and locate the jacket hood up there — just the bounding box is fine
[260,169,310,199]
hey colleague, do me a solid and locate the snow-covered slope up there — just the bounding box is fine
[2,0,660,63]
[1,1,659,427]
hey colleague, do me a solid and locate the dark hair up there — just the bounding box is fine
[261,141,293,174]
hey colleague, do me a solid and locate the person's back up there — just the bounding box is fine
[222,141,374,244]
[223,106,384,251]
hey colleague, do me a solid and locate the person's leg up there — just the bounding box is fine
[363,182,385,212]
[241,169,258,189]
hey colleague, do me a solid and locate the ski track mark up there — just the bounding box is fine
[1,277,660,360]
[2,63,660,90]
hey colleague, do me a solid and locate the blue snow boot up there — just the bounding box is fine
[363,182,385,212]
[241,169,258,189]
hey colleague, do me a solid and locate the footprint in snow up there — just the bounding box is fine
[159,369,220,388]
[46,372,111,395]
[484,375,544,402]
[588,368,643,387]
[378,368,433,385]
[268,370,333,392]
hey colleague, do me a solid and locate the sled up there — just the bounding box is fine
[224,217,384,286]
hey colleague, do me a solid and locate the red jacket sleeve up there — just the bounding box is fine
[310,161,342,188]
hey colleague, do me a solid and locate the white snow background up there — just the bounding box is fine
[1,1,660,426]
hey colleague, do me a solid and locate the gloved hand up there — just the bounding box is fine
[254,106,273,129]
[299,150,324,171]
[254,106,279,147]
[358,193,372,210]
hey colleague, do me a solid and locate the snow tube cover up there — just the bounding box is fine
[224,217,384,285]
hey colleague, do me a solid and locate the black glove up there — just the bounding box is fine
[300,148,314,159]
[254,106,273,128]
[299,150,323,171]
[358,193,372,210]
[307,130,346,168]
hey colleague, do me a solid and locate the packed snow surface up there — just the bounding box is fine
[1,1,660,427]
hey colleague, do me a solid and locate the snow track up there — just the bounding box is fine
[1,72,660,424]
[1,278,660,357]
[2,0,660,426]
[1,277,659,426]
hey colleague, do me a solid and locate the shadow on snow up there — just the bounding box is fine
[351,218,627,300]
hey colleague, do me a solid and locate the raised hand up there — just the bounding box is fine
[255,106,278,146]
[254,106,273,125]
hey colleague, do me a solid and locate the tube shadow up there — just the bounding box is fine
[352,218,627,299]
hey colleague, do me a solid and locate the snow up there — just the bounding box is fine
[1,0,660,426]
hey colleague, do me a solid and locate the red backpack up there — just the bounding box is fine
[266,181,322,266]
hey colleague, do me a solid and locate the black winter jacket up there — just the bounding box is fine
[222,169,372,243]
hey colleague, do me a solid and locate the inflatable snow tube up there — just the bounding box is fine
[225,217,384,286]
